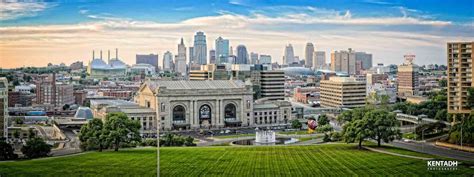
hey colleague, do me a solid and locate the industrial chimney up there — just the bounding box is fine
[115,48,118,59]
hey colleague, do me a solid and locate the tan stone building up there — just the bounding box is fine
[320,76,366,108]
[397,55,419,98]
[447,42,474,115]
[136,80,253,130]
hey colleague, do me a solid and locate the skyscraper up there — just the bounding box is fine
[236,45,248,64]
[193,31,207,65]
[163,51,174,71]
[0,77,7,138]
[284,44,295,64]
[136,54,159,70]
[447,42,473,115]
[313,51,326,69]
[250,52,258,64]
[397,55,419,98]
[209,50,216,64]
[331,48,356,75]
[305,43,314,68]
[355,52,373,70]
[189,46,194,65]
[175,38,187,75]
[215,36,229,64]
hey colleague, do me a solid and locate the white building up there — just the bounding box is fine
[162,51,174,72]
[193,31,207,65]
[130,63,156,75]
[259,55,272,64]
[284,44,295,64]
[305,43,314,68]
[313,51,326,70]
[175,38,187,75]
[215,36,229,64]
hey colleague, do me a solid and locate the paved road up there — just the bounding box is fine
[51,128,82,156]
[390,141,474,162]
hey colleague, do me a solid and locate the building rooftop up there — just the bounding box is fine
[146,80,246,90]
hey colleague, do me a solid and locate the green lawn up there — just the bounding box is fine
[213,133,255,139]
[1,144,473,176]
[278,130,312,135]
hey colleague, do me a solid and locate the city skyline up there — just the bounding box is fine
[1,0,474,68]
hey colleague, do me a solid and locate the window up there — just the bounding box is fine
[224,104,236,120]
[199,105,211,119]
[172,105,186,122]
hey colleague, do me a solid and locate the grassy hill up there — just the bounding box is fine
[1,144,473,176]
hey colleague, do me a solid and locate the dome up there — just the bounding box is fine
[281,67,314,76]
[74,107,93,119]
[109,59,127,69]
[91,59,109,69]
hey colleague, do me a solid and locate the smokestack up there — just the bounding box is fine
[115,48,118,59]
[100,50,103,60]
[93,50,95,60]
[108,50,110,61]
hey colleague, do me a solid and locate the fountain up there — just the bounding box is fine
[231,128,299,146]
[255,128,276,144]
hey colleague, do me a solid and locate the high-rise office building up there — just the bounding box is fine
[175,38,187,75]
[236,45,248,64]
[447,42,473,115]
[284,44,295,64]
[331,48,356,75]
[136,54,159,70]
[255,71,286,100]
[355,52,373,70]
[250,52,258,64]
[305,43,314,68]
[314,51,326,69]
[0,77,7,138]
[215,36,229,64]
[163,51,174,71]
[189,46,194,65]
[397,55,419,98]
[193,31,207,65]
[259,55,272,64]
[320,76,366,108]
[209,50,216,64]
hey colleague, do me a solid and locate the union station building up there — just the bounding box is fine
[135,80,292,130]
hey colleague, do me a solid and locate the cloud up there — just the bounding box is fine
[0,0,55,21]
[0,7,472,68]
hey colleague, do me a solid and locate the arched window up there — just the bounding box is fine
[224,104,236,120]
[172,105,185,123]
[199,105,211,119]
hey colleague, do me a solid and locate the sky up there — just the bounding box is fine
[0,0,473,69]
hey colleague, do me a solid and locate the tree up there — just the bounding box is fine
[62,104,70,111]
[291,119,302,129]
[434,109,448,121]
[365,109,401,147]
[316,124,333,133]
[467,87,474,109]
[0,138,18,161]
[79,118,106,151]
[343,118,372,149]
[318,114,329,126]
[438,78,447,87]
[103,113,141,151]
[21,137,52,159]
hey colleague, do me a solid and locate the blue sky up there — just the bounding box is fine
[1,0,473,68]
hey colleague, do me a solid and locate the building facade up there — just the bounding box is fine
[90,100,156,137]
[215,37,229,64]
[35,74,74,107]
[305,43,314,68]
[255,71,285,100]
[331,49,356,75]
[447,42,473,115]
[0,78,7,138]
[284,44,295,64]
[253,100,292,126]
[162,51,174,72]
[397,55,419,98]
[175,38,187,75]
[259,55,272,64]
[236,45,248,64]
[320,77,366,108]
[193,31,207,65]
[136,54,159,70]
[136,80,254,130]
